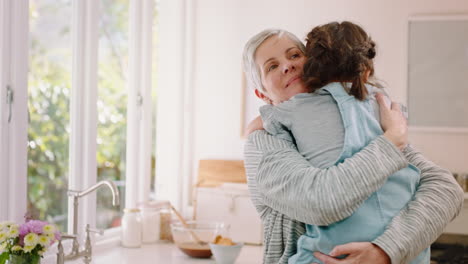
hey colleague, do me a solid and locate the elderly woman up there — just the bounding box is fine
[242,29,464,264]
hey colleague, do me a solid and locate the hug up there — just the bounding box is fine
[243,21,465,264]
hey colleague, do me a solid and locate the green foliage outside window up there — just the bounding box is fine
[27,0,133,231]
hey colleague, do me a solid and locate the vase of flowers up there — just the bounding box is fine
[0,219,60,264]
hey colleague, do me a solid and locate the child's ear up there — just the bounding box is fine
[255,89,272,104]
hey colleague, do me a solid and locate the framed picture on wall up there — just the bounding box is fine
[407,15,468,133]
[240,72,265,138]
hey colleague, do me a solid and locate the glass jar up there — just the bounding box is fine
[138,200,173,242]
[121,208,142,248]
[140,206,161,244]
[6,254,40,264]
[156,201,173,242]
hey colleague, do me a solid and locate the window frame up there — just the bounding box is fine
[0,0,193,254]
[0,0,29,223]
[0,0,158,237]
[67,0,100,236]
[66,0,157,240]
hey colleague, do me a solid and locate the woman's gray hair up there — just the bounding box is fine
[242,29,305,92]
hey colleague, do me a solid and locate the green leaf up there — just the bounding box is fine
[31,254,40,263]
[0,252,9,264]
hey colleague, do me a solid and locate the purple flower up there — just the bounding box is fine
[19,223,30,236]
[27,220,46,234]
[55,231,61,241]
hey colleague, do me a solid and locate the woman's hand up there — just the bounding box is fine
[312,242,391,264]
[376,93,408,150]
[244,116,264,136]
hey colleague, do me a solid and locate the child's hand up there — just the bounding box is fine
[245,116,264,136]
[376,93,408,150]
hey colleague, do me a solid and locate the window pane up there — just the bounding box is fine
[96,0,129,229]
[151,2,159,196]
[27,0,72,232]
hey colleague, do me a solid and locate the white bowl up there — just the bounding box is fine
[209,242,243,264]
[171,221,229,258]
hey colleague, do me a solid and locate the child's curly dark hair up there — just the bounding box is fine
[303,21,380,100]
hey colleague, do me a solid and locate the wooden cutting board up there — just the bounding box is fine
[196,160,247,187]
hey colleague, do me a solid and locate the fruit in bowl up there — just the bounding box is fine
[170,221,229,258]
[209,235,244,264]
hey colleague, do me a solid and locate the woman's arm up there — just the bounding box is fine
[309,146,464,264]
[248,94,409,226]
[246,130,408,226]
[372,145,464,264]
[246,94,408,225]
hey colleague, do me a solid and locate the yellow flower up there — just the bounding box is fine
[24,233,39,247]
[7,226,19,238]
[0,221,14,228]
[0,232,7,243]
[38,249,45,256]
[43,224,55,234]
[11,245,23,252]
[0,222,14,232]
[38,235,50,247]
[23,245,35,253]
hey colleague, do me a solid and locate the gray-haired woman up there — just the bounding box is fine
[242,28,464,264]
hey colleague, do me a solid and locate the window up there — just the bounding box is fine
[1,0,192,243]
[0,0,161,236]
[96,0,129,230]
[27,0,72,232]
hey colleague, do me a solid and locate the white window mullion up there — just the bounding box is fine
[126,0,154,208]
[68,0,99,235]
[137,0,154,205]
[155,0,188,211]
[0,0,28,223]
[125,0,143,209]
[8,0,29,223]
[0,0,12,221]
[181,0,195,216]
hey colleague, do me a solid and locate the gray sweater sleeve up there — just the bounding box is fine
[372,145,465,264]
[250,130,408,226]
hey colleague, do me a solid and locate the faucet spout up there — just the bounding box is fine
[76,180,120,206]
[64,180,120,263]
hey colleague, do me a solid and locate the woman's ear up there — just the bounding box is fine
[255,89,272,104]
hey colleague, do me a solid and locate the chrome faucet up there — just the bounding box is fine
[57,180,120,264]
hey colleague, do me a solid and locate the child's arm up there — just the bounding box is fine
[245,105,293,142]
[244,116,264,136]
[376,93,408,150]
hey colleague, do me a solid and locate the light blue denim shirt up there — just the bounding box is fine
[260,83,428,264]
[260,83,397,168]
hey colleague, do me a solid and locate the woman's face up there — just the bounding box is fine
[255,35,308,105]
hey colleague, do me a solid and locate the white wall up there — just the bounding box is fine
[190,0,468,182]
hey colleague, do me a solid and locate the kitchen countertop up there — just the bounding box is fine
[46,192,467,264]
[63,242,263,264]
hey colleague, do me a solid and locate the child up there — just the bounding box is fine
[251,22,428,264]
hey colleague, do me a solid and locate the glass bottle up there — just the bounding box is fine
[140,206,160,244]
[121,208,142,248]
